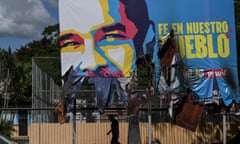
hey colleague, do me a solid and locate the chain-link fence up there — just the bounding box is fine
[1,108,240,144]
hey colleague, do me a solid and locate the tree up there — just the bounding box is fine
[0,48,31,107]
[0,24,61,108]
[15,24,61,86]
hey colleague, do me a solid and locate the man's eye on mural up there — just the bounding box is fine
[60,41,78,48]
[94,32,127,45]
[102,23,127,41]
[103,33,126,41]
[60,33,84,49]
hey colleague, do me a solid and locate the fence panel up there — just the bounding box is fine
[1,109,240,144]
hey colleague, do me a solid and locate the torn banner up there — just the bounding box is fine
[148,0,239,106]
[57,0,240,123]
[57,0,160,121]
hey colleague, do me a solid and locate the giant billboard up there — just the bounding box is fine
[59,0,239,106]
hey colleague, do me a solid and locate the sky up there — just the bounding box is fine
[0,0,58,51]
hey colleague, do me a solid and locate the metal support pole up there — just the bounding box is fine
[148,86,152,144]
[223,112,226,144]
[73,98,76,144]
[147,61,153,144]
[148,114,152,144]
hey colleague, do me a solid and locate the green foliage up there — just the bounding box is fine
[15,24,62,86]
[0,48,32,106]
[34,57,62,86]
[0,24,61,107]
[0,120,15,137]
[42,24,60,38]
[137,67,148,86]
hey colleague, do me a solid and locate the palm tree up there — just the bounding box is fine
[0,48,13,111]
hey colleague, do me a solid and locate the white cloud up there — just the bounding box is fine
[0,0,56,39]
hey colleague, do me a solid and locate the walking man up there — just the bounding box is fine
[107,115,120,144]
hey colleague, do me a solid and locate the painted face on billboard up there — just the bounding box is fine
[60,0,138,77]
